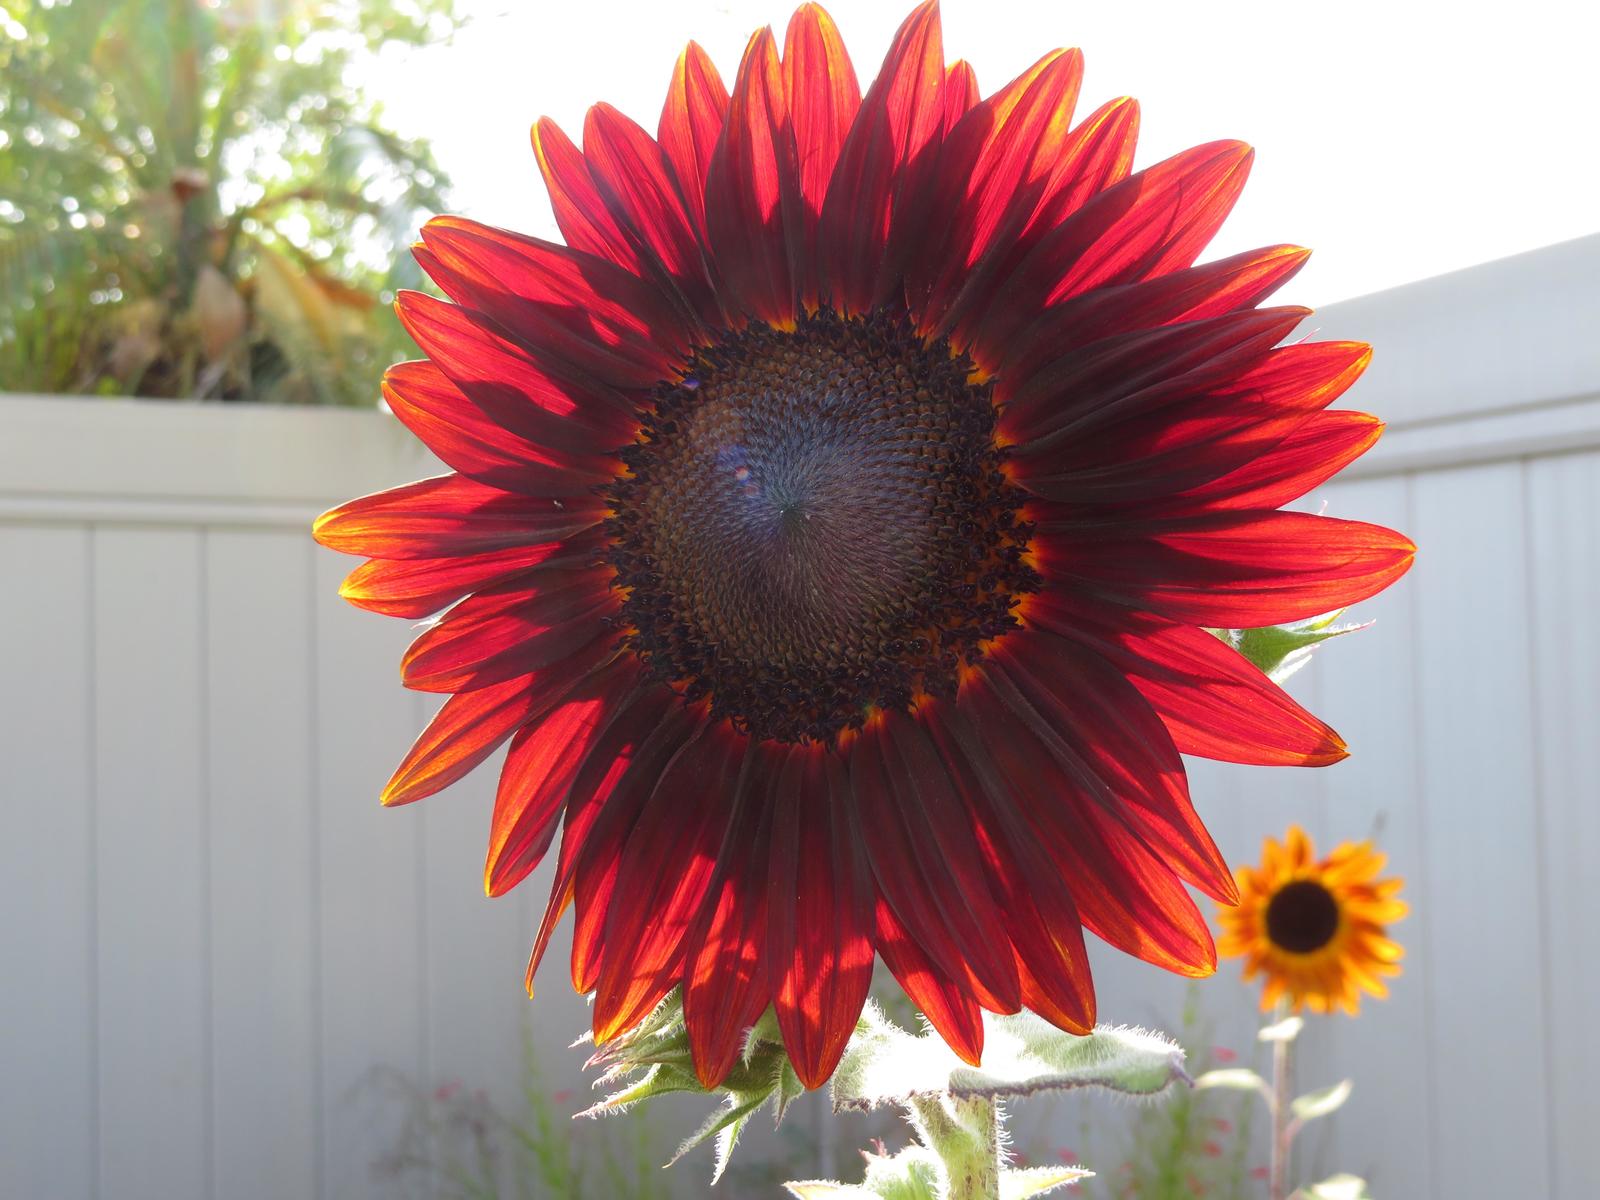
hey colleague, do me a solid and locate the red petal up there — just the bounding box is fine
[958,674,1217,975]
[382,359,613,497]
[485,656,641,897]
[382,666,592,808]
[938,60,979,135]
[395,290,636,453]
[1032,510,1417,627]
[933,95,1140,354]
[521,685,684,994]
[766,745,874,1089]
[873,894,985,1066]
[816,0,944,314]
[417,216,690,388]
[399,569,615,693]
[1008,333,1364,506]
[782,3,860,309]
[314,474,604,560]
[582,102,716,321]
[995,243,1308,402]
[658,41,730,244]
[988,631,1235,902]
[925,707,1095,1034]
[339,538,597,619]
[852,719,1020,1014]
[592,728,748,1042]
[683,751,779,1086]
[1166,409,1384,513]
[999,306,1307,454]
[1027,594,1345,766]
[705,27,801,326]
[970,140,1252,359]
[909,49,1084,325]
[881,716,1023,1011]
[530,115,645,277]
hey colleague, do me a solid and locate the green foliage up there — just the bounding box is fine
[1067,987,1261,1200]
[0,0,452,402]
[1210,613,1369,685]
[369,1038,674,1200]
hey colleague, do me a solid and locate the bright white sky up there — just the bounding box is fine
[367,0,1598,308]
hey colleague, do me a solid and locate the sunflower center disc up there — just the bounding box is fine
[1264,879,1342,954]
[606,308,1037,745]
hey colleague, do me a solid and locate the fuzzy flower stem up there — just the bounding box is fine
[906,1094,1002,1200]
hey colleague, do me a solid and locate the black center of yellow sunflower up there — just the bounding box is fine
[605,308,1037,745]
[1264,879,1341,954]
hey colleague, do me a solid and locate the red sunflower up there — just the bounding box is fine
[315,1,1414,1091]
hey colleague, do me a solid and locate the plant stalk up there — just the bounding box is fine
[906,1094,1001,1200]
[1268,999,1292,1200]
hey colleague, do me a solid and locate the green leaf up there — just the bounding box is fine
[1291,1079,1353,1123]
[790,1145,945,1200]
[1001,1165,1093,1197]
[1214,612,1370,684]
[1258,1015,1305,1043]
[1194,1068,1270,1096]
[832,1004,1188,1111]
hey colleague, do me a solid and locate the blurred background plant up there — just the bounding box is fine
[0,0,456,403]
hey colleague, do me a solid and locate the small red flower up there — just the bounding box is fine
[317,1,1412,1090]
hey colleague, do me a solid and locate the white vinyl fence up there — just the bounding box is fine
[3,233,1597,1200]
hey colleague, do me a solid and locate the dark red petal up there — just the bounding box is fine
[522,685,684,994]
[683,752,778,1087]
[339,538,597,619]
[909,49,1084,325]
[705,26,802,326]
[956,683,1217,976]
[938,60,979,135]
[881,716,1023,1012]
[417,216,690,388]
[998,305,1308,453]
[658,41,730,244]
[872,893,985,1066]
[782,3,860,309]
[766,746,874,1089]
[995,243,1308,402]
[530,115,645,276]
[582,102,717,321]
[852,719,1020,1014]
[970,140,1252,360]
[1008,335,1365,506]
[314,474,604,560]
[399,569,615,693]
[931,95,1139,354]
[816,0,944,314]
[382,666,590,808]
[395,290,636,453]
[485,656,641,897]
[924,707,1096,1034]
[592,728,748,1042]
[988,631,1235,902]
[382,359,613,497]
[1166,409,1384,513]
[1032,510,1417,627]
[1027,593,1345,767]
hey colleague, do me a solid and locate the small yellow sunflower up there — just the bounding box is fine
[1218,826,1406,1015]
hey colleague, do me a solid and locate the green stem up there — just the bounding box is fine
[1268,1000,1292,1200]
[906,1094,1001,1200]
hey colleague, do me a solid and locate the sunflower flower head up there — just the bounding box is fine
[1218,825,1407,1015]
[314,0,1415,1090]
